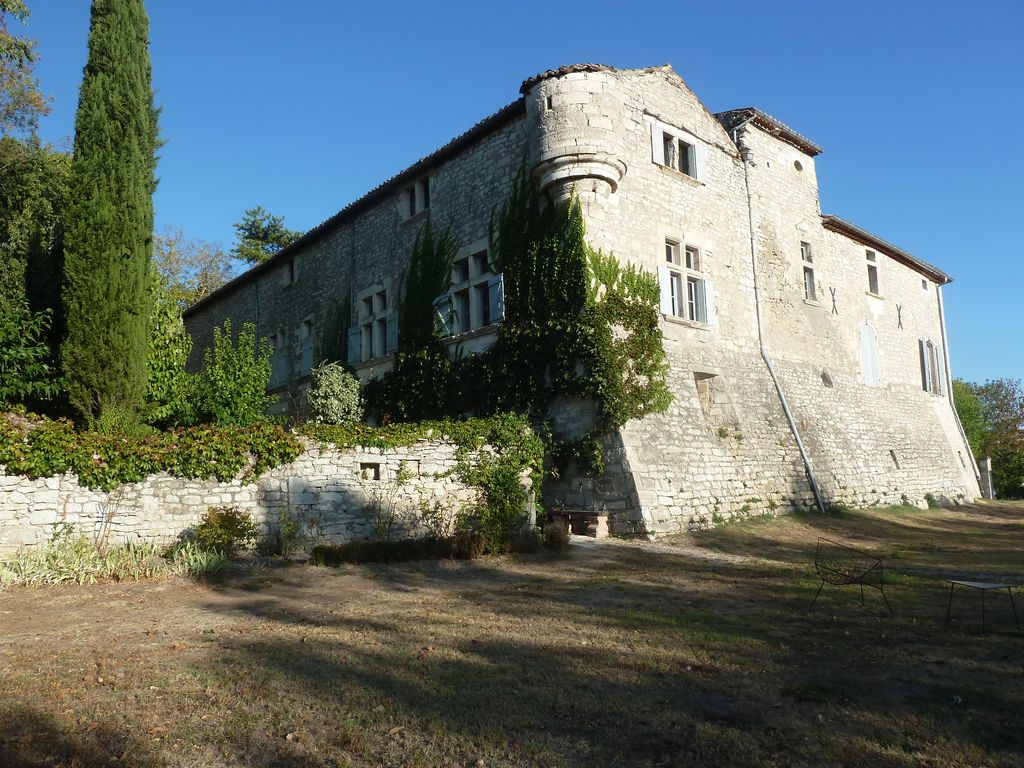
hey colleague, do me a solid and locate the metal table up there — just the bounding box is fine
[945,580,1020,633]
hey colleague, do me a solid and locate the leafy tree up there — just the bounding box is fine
[144,283,195,427]
[973,379,1024,498]
[952,379,986,457]
[231,206,300,265]
[0,0,49,135]
[0,298,58,405]
[194,320,272,426]
[152,226,239,309]
[0,135,71,362]
[61,0,160,427]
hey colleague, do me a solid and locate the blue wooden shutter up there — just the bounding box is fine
[703,279,715,325]
[432,295,453,337]
[657,267,673,316]
[347,327,361,365]
[488,275,505,323]
[385,312,399,354]
[936,345,947,397]
[919,339,930,392]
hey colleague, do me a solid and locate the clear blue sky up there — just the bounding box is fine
[14,0,1023,383]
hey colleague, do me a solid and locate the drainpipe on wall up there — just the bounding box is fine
[735,126,827,514]
[936,284,982,488]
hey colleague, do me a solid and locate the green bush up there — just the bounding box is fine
[193,506,260,558]
[0,299,59,407]
[194,320,273,426]
[306,362,362,425]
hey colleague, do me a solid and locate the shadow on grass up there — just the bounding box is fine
[0,704,156,768]
[191,528,1023,768]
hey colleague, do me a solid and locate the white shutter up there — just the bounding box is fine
[488,274,505,323]
[385,312,399,354]
[693,142,707,181]
[703,279,716,325]
[432,294,453,337]
[657,267,673,316]
[936,346,947,397]
[346,327,361,365]
[919,339,930,392]
[861,325,879,387]
[650,122,665,165]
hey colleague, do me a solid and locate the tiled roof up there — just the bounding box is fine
[185,98,527,318]
[519,63,618,93]
[715,107,823,157]
[822,215,951,284]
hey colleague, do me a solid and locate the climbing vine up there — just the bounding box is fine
[366,169,671,476]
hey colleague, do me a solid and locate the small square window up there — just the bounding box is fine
[685,245,700,271]
[471,251,489,277]
[665,239,681,266]
[800,241,813,264]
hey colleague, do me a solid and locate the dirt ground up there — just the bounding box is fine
[1,502,1022,768]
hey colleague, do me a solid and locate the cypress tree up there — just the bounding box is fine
[61,0,158,426]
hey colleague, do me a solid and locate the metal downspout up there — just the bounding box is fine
[737,130,827,514]
[936,284,982,486]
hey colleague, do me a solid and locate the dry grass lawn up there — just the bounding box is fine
[1,501,1022,767]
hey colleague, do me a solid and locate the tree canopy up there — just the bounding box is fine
[231,205,301,265]
[152,226,239,309]
[0,0,49,135]
[954,378,1024,499]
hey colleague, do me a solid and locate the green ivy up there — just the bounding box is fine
[0,412,303,492]
[366,169,671,476]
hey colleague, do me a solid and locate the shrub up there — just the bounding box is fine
[307,362,362,425]
[0,300,60,407]
[193,506,259,558]
[542,521,570,551]
[194,320,272,427]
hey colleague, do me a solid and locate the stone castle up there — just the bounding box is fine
[184,64,981,534]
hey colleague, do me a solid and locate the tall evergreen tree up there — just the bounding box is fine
[61,0,158,425]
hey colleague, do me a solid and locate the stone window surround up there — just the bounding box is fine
[800,240,818,305]
[657,229,715,328]
[435,237,504,338]
[865,250,882,298]
[355,280,393,363]
[648,115,706,183]
[398,177,432,221]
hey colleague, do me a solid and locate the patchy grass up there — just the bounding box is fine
[1,502,1022,767]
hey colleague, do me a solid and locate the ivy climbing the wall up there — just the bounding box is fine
[367,169,671,476]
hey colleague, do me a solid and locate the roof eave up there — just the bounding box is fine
[185,98,527,318]
[821,215,952,285]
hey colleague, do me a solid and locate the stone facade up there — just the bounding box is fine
[184,64,980,535]
[0,439,481,555]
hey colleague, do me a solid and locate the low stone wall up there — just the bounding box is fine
[0,439,482,555]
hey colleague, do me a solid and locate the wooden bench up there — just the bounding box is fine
[809,537,893,615]
[548,508,609,539]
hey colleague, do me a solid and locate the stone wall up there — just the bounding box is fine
[0,439,482,555]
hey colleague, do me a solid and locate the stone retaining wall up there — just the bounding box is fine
[0,439,482,555]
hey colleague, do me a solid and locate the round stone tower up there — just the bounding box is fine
[521,65,627,205]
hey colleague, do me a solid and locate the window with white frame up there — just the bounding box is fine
[918,338,946,396]
[801,241,817,302]
[866,250,880,295]
[347,286,397,364]
[658,239,713,324]
[650,119,704,181]
[860,323,880,387]
[434,248,504,336]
